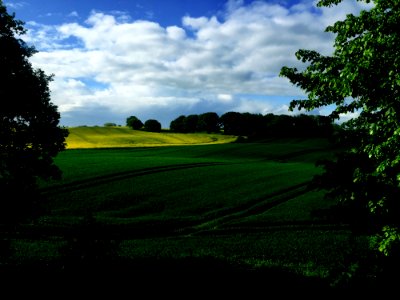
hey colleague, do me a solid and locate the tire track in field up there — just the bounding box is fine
[45,178,312,236]
[11,181,345,240]
[182,181,312,235]
[40,162,228,196]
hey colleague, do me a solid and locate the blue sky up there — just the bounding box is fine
[5,0,370,127]
[6,0,229,26]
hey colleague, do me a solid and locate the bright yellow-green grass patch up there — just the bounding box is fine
[66,126,237,149]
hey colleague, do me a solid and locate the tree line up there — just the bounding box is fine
[126,112,334,138]
[169,112,334,139]
[126,116,162,132]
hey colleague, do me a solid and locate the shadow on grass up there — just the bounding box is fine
[2,251,399,292]
[2,216,398,291]
[1,256,330,289]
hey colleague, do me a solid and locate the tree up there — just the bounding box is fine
[280,0,400,256]
[220,112,243,135]
[126,115,143,130]
[197,112,220,133]
[144,119,161,132]
[184,114,199,133]
[0,1,68,223]
[170,115,186,132]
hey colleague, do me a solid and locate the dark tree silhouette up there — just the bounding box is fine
[219,111,333,138]
[184,114,199,133]
[104,122,117,127]
[126,115,143,130]
[197,112,220,133]
[170,115,187,133]
[220,112,243,135]
[0,1,68,224]
[144,119,161,132]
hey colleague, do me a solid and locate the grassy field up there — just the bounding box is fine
[66,126,237,148]
[3,130,373,287]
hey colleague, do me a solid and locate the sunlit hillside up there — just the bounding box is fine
[65,126,237,149]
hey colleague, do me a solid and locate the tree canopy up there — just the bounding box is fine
[126,115,143,130]
[144,119,162,132]
[280,0,400,256]
[170,113,220,133]
[170,111,333,138]
[197,112,220,133]
[0,1,68,223]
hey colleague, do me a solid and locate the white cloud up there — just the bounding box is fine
[166,26,186,40]
[182,16,210,29]
[233,99,273,115]
[338,111,360,123]
[26,0,370,126]
[68,11,79,18]
[217,94,233,102]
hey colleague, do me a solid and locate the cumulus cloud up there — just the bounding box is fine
[26,0,370,126]
[217,94,233,102]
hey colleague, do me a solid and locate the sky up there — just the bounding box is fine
[4,0,371,127]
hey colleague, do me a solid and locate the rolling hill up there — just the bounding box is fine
[65,126,237,149]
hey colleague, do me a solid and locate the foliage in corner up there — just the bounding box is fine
[280,0,400,256]
[0,1,68,223]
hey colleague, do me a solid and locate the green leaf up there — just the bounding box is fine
[280,0,400,257]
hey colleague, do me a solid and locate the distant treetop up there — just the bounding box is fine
[126,116,143,130]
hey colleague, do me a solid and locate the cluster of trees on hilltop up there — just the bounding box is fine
[126,116,162,132]
[170,112,220,133]
[169,112,334,139]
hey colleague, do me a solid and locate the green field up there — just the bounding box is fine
[66,126,237,148]
[41,142,328,225]
[5,129,372,286]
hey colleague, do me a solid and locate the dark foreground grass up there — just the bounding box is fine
[1,139,386,289]
[4,228,381,291]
